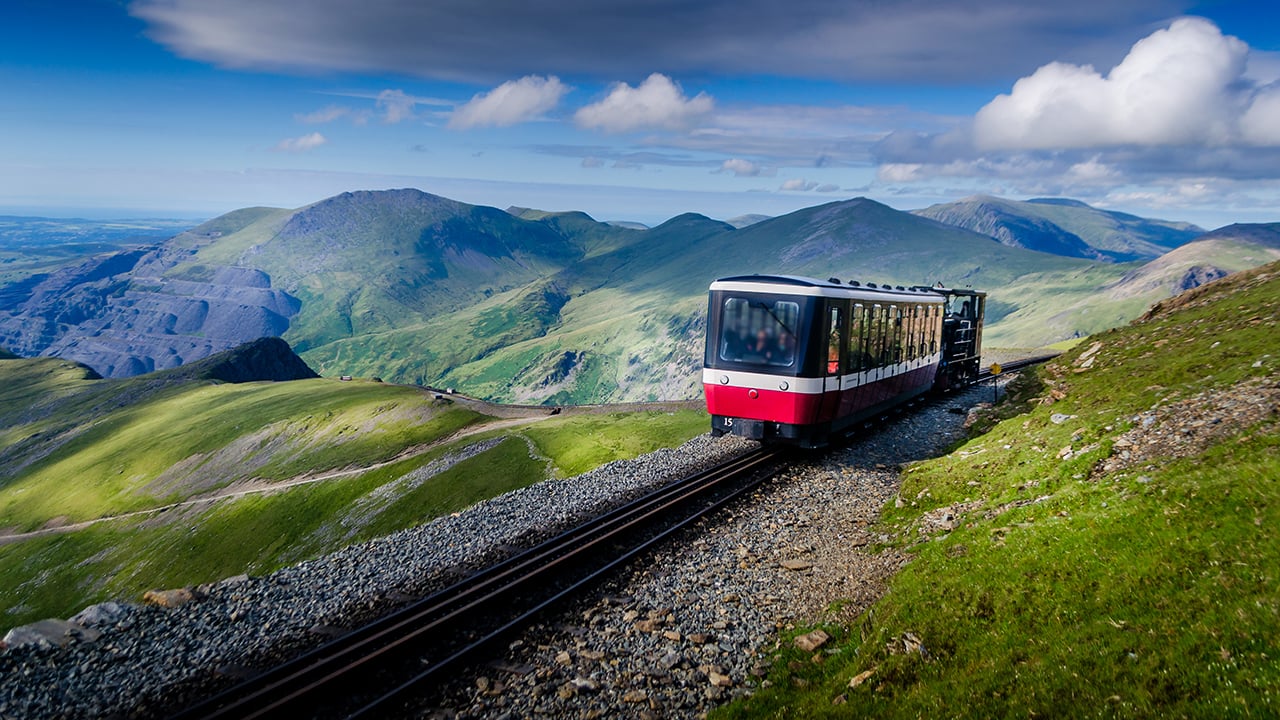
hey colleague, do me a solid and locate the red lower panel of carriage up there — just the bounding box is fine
[705,364,939,429]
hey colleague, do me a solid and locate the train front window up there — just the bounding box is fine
[718,297,800,367]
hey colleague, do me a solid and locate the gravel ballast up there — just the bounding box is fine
[0,381,1004,719]
[420,382,1002,719]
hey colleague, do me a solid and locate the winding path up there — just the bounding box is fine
[0,414,555,547]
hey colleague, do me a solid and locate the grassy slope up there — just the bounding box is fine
[437,200,1104,403]
[14,192,1270,407]
[176,196,1116,404]
[987,234,1280,347]
[0,352,707,628]
[720,261,1280,718]
[915,196,1201,259]
[1019,198,1200,254]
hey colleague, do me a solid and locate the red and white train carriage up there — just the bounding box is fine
[703,275,984,447]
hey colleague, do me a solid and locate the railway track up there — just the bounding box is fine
[172,354,1054,719]
[976,353,1059,381]
[171,447,788,720]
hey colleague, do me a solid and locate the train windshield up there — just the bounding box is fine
[717,297,800,367]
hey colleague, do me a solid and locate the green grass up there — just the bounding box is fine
[717,262,1280,719]
[0,360,710,629]
[0,376,484,530]
[355,436,549,540]
[523,409,707,477]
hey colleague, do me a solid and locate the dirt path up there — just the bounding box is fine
[0,414,555,547]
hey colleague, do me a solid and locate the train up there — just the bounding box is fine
[703,274,986,447]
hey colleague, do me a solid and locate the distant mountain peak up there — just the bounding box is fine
[652,212,734,231]
[1026,197,1092,208]
[724,213,770,229]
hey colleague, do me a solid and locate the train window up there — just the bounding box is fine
[905,306,916,361]
[718,297,800,367]
[867,305,883,368]
[849,304,866,371]
[891,305,903,364]
[826,305,842,376]
[915,305,925,359]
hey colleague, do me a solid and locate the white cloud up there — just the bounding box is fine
[719,158,764,177]
[815,183,841,193]
[272,132,327,152]
[1065,156,1120,183]
[1240,84,1280,145]
[877,163,925,183]
[581,157,605,168]
[780,178,818,191]
[575,74,713,133]
[449,75,569,129]
[974,18,1253,150]
[377,89,416,123]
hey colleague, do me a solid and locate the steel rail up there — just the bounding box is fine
[351,446,786,718]
[174,353,1055,719]
[172,447,785,720]
[976,353,1060,381]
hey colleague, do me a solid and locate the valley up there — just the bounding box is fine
[3,190,1278,405]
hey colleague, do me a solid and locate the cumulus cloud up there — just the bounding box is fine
[974,18,1263,150]
[575,74,714,133]
[780,178,818,191]
[876,163,926,183]
[868,15,1280,221]
[1065,156,1121,184]
[815,183,841,193]
[272,132,327,152]
[718,158,764,177]
[449,75,569,129]
[1240,84,1280,145]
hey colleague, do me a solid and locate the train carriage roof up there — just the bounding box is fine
[710,274,948,302]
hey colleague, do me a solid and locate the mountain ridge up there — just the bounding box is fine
[2,189,1275,403]
[913,194,1204,262]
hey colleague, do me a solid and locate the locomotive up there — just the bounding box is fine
[703,275,985,447]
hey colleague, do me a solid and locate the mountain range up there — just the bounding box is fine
[913,195,1204,262]
[2,189,1278,403]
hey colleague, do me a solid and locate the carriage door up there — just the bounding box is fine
[821,302,843,421]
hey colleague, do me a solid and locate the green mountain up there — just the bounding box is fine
[1,189,1272,404]
[983,222,1280,347]
[914,195,1203,262]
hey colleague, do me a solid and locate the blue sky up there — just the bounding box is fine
[3,0,1279,228]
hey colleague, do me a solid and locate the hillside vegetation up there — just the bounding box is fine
[0,345,706,630]
[3,190,1278,404]
[722,261,1280,718]
[913,195,1203,261]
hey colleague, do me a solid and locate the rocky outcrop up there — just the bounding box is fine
[182,337,319,383]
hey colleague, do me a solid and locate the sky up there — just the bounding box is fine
[3,0,1280,228]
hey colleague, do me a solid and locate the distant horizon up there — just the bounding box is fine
[1,186,1271,233]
